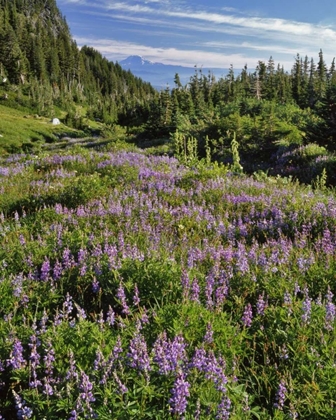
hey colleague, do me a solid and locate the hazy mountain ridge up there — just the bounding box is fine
[119,55,229,89]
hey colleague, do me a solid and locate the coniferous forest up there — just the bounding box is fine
[2,1,336,420]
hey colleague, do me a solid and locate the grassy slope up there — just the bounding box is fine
[0,104,105,155]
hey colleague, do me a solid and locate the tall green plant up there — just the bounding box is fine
[230,131,243,173]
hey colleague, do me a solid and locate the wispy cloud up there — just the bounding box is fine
[75,36,272,68]
[221,7,238,13]
[101,1,336,40]
[201,41,317,58]
[59,0,88,4]
[91,2,336,54]
[60,0,336,68]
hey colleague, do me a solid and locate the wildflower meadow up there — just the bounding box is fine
[0,144,336,419]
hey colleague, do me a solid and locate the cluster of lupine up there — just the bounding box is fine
[1,147,336,418]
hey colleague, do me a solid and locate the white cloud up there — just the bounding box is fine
[62,1,336,68]
[221,7,238,13]
[75,36,271,68]
[201,41,317,58]
[59,0,89,4]
[99,1,336,40]
[105,1,153,13]
[89,2,336,57]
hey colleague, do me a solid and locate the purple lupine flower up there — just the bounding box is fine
[11,273,24,298]
[139,308,149,326]
[66,350,78,382]
[20,294,29,308]
[7,339,26,370]
[167,334,187,372]
[133,284,140,306]
[204,351,228,393]
[79,263,87,277]
[169,370,190,416]
[301,287,312,325]
[62,247,74,270]
[0,360,4,391]
[289,403,298,419]
[106,306,115,326]
[116,283,130,316]
[242,394,250,412]
[127,331,151,373]
[19,234,26,246]
[93,349,104,371]
[153,332,188,374]
[242,303,253,327]
[99,336,123,385]
[152,332,170,374]
[28,334,42,389]
[79,371,95,402]
[325,287,335,331]
[279,344,289,360]
[191,347,207,370]
[315,293,322,306]
[77,371,96,419]
[63,293,73,317]
[13,390,33,419]
[40,258,51,281]
[113,371,128,395]
[43,340,55,396]
[205,271,215,309]
[53,308,63,327]
[69,410,78,420]
[96,311,104,330]
[43,379,54,397]
[77,248,88,277]
[321,228,334,256]
[92,278,100,294]
[256,293,267,316]
[52,259,63,281]
[284,291,292,305]
[181,269,190,300]
[215,273,229,308]
[294,282,300,297]
[194,399,201,420]
[113,336,123,360]
[192,346,228,393]
[190,277,200,303]
[235,242,249,274]
[75,303,87,321]
[216,396,231,420]
[38,309,48,334]
[14,211,20,223]
[204,322,214,344]
[274,379,287,410]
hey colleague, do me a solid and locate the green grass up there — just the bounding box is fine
[0,104,99,154]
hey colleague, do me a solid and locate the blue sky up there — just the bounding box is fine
[58,0,336,70]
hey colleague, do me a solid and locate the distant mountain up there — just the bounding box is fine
[119,55,229,90]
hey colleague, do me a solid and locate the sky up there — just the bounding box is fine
[57,0,336,70]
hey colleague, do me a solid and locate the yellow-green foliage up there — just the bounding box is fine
[0,105,63,153]
[0,104,97,154]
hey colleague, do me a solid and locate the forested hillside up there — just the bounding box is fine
[0,0,155,125]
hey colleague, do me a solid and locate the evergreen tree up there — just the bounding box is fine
[316,49,327,100]
[0,24,27,84]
